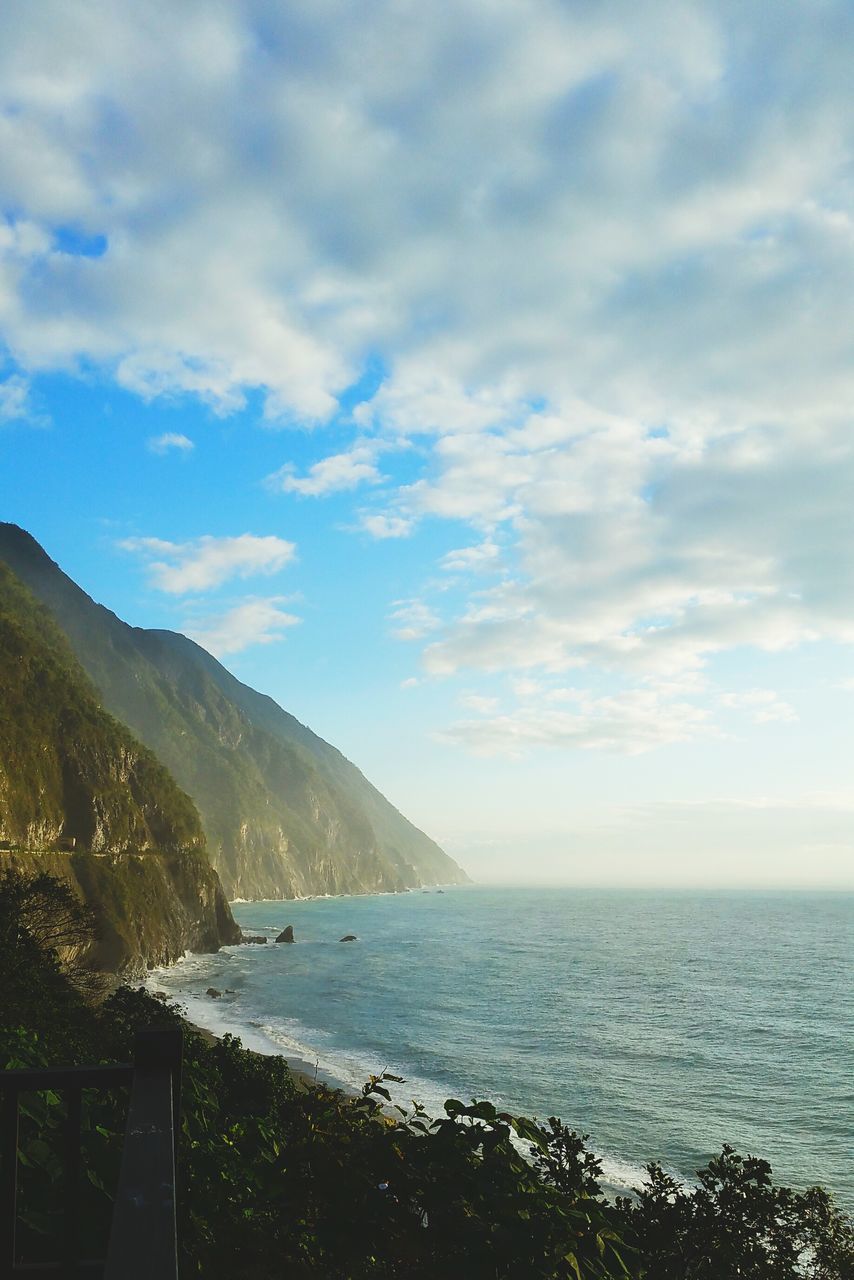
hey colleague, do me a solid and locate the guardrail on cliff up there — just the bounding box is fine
[0,1027,182,1279]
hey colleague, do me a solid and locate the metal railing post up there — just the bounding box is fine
[104,1027,182,1280]
[0,1089,19,1280]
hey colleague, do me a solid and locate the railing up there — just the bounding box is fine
[0,1027,182,1279]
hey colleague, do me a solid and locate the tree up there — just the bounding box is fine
[0,869,103,1002]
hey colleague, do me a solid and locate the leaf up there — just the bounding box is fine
[510,1116,551,1153]
[564,1250,583,1280]
[467,1100,497,1123]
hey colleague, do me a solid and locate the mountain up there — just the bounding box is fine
[0,558,240,970]
[0,525,468,899]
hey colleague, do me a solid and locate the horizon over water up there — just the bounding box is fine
[148,885,853,1209]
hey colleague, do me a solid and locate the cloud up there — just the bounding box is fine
[147,432,194,454]
[0,374,35,423]
[415,416,854,690]
[268,442,381,496]
[719,689,798,724]
[186,596,300,656]
[1,0,854,734]
[442,688,713,757]
[459,692,499,713]
[441,541,500,573]
[120,533,296,594]
[389,599,441,641]
[2,2,851,430]
[359,513,414,539]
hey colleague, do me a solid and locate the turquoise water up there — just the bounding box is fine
[148,886,853,1206]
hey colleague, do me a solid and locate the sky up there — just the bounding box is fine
[1,0,853,887]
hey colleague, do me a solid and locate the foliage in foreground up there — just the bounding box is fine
[1,870,852,1279]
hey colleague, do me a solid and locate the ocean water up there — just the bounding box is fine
[147,886,853,1207]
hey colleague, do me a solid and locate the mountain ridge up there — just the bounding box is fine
[0,524,468,899]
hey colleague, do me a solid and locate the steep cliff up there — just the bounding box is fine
[0,560,240,971]
[0,524,469,899]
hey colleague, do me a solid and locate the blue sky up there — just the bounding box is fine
[2,0,853,885]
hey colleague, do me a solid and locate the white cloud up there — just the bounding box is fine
[120,533,295,594]
[354,370,527,437]
[414,417,854,692]
[442,689,712,757]
[2,1,851,432]
[0,373,40,424]
[389,599,441,641]
[147,432,194,454]
[1,0,853,739]
[187,596,300,656]
[719,689,798,724]
[459,692,499,714]
[360,513,414,539]
[441,541,500,573]
[268,442,381,496]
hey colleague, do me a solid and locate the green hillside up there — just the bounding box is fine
[0,525,468,899]
[0,559,239,969]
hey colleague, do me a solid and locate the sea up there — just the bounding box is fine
[146,886,854,1209]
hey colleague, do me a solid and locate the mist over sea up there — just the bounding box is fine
[148,886,853,1208]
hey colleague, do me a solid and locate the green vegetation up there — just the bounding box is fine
[0,523,467,899]
[2,869,852,1280]
[0,562,239,970]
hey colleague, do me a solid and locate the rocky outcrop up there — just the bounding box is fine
[276,925,295,943]
[0,560,240,974]
[0,847,239,975]
[339,934,357,942]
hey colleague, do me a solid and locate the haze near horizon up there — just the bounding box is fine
[1,1,852,887]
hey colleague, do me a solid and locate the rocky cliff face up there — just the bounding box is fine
[0,524,469,899]
[0,848,239,975]
[0,560,239,972]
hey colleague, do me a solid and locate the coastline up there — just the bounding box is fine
[145,944,650,1201]
[182,1016,327,1094]
[143,893,693,1204]
[144,950,364,1100]
[146,888,854,1211]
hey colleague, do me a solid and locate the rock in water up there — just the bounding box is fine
[242,934,267,944]
[206,987,222,998]
[276,925,295,943]
[339,934,357,942]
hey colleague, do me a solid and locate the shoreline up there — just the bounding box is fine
[227,881,465,906]
[144,955,364,1100]
[146,889,854,1210]
[183,1016,330,1095]
[146,893,664,1200]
